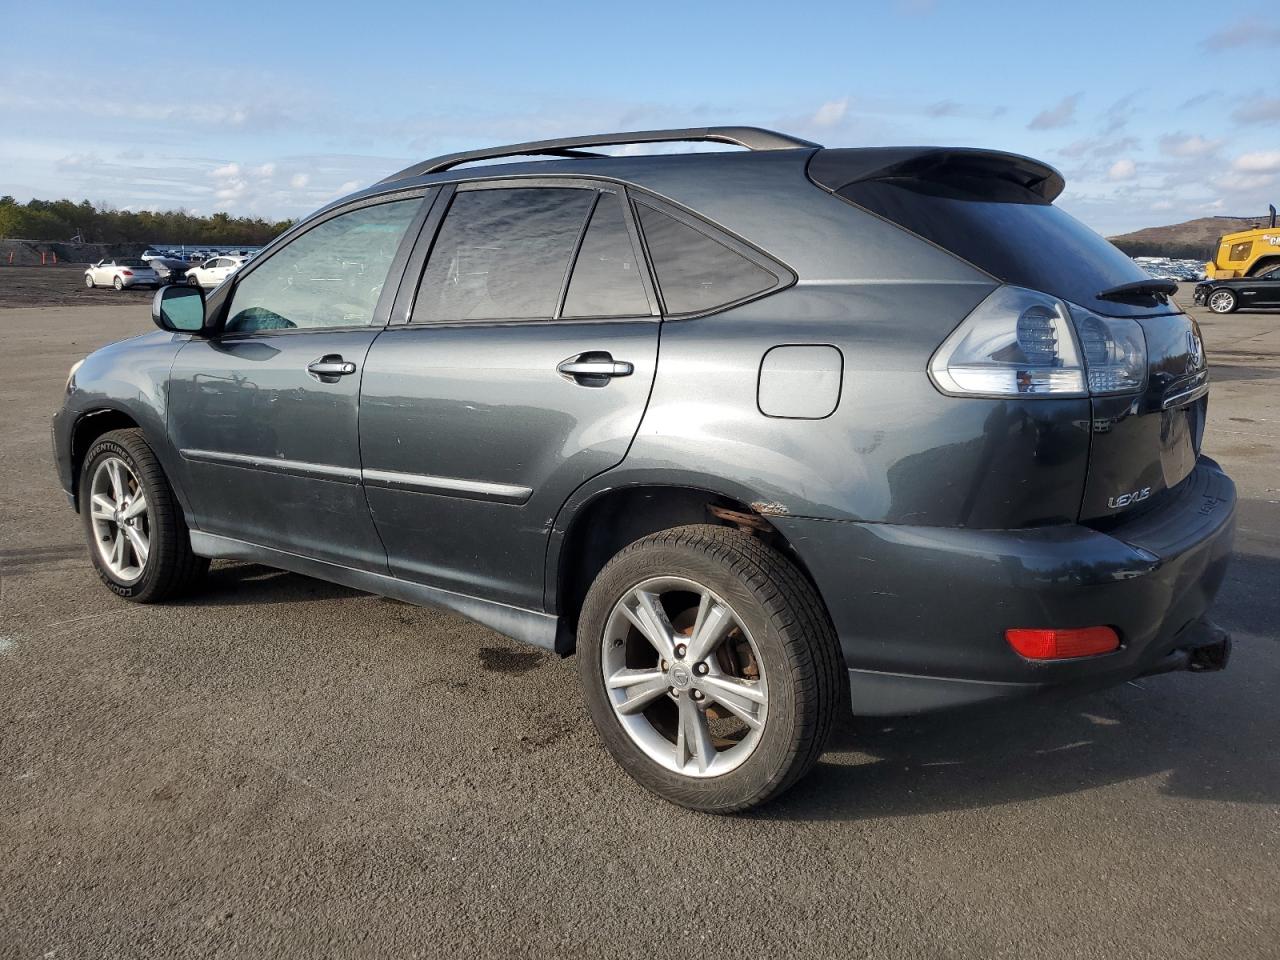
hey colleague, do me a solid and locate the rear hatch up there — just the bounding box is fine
[809,147,1207,522]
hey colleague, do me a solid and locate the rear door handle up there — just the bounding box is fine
[307,355,357,381]
[557,353,634,386]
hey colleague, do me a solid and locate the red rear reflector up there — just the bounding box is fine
[1005,626,1120,660]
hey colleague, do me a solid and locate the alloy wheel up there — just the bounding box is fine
[601,576,769,777]
[1209,290,1235,313]
[89,456,150,582]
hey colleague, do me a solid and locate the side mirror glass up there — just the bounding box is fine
[152,284,208,333]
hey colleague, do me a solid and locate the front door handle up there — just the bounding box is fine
[307,355,357,381]
[557,353,634,386]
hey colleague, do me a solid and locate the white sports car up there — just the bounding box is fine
[84,258,160,290]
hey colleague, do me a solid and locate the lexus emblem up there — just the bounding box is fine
[1187,330,1204,371]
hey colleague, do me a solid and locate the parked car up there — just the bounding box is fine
[184,254,248,289]
[148,257,193,286]
[53,127,1235,812]
[1194,262,1280,312]
[83,258,159,290]
[140,249,166,263]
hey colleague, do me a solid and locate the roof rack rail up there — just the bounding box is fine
[379,126,821,183]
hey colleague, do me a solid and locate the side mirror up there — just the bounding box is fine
[152,283,209,334]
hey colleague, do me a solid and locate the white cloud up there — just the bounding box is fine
[211,162,241,178]
[1233,151,1280,173]
[1158,133,1222,158]
[1216,172,1276,193]
[290,172,310,189]
[811,98,848,128]
[252,162,277,179]
[1107,159,1137,181]
[1203,17,1280,50]
[1232,97,1280,125]
[1029,94,1080,130]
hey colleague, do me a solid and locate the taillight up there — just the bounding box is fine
[1006,626,1120,660]
[929,285,1148,398]
[1069,306,1147,394]
[120,269,133,276]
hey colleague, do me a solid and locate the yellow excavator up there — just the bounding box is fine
[1205,204,1279,279]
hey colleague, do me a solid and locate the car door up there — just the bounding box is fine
[359,181,661,608]
[1259,267,1280,305]
[166,191,429,571]
[94,260,113,284]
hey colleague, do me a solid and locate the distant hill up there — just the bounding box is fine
[1109,214,1274,260]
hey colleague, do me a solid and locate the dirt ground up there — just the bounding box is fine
[0,265,160,308]
[1,281,1278,958]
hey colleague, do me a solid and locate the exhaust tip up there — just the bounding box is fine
[1188,627,1231,672]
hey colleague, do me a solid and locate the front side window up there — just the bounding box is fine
[225,197,420,333]
[415,187,594,323]
[1229,241,1253,262]
[635,202,777,315]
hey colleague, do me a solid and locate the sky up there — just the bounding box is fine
[1,0,1278,236]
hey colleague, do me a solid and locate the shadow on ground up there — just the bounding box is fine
[755,547,1280,821]
[153,535,1280,823]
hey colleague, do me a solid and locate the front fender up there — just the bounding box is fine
[54,331,191,516]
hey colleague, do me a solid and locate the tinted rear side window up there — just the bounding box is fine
[837,179,1153,312]
[562,192,650,318]
[416,187,594,322]
[636,203,776,315]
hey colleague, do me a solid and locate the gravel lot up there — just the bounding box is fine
[2,269,1278,958]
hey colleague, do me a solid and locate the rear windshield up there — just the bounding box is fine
[837,179,1160,314]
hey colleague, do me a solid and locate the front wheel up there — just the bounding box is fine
[578,525,841,813]
[85,274,95,288]
[187,273,201,287]
[1208,289,1238,314]
[80,429,208,602]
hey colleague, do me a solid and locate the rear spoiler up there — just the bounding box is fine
[807,147,1065,202]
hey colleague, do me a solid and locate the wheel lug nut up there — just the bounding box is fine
[674,644,687,659]
[692,690,704,701]
[694,662,709,675]
[660,659,668,671]
[670,688,679,698]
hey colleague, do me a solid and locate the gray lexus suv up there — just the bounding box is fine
[53,127,1235,812]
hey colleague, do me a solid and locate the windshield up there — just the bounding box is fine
[837,179,1167,317]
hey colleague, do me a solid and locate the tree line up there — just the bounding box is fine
[0,196,294,246]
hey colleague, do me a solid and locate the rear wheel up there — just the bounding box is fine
[1208,289,1237,314]
[112,276,123,291]
[578,525,840,813]
[80,429,208,602]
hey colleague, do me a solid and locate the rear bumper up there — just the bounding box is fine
[773,457,1236,716]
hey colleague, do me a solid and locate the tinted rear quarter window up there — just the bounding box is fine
[416,187,594,322]
[636,203,777,315]
[837,179,1152,310]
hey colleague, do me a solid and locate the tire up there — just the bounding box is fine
[577,524,841,813]
[85,274,95,288]
[1208,289,1237,314]
[187,273,201,287]
[113,276,124,291]
[79,428,208,602]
